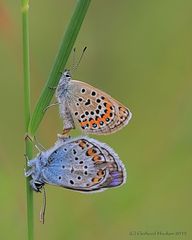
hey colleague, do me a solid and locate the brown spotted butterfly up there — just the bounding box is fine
[56,70,132,134]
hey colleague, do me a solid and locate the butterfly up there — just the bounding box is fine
[25,136,126,193]
[55,70,132,135]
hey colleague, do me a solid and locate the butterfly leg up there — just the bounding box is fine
[24,132,33,141]
[57,128,72,139]
[25,168,33,177]
[63,128,72,135]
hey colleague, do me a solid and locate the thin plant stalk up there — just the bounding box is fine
[21,0,34,239]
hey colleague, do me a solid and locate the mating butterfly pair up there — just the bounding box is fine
[26,71,132,193]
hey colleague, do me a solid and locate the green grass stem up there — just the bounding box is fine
[21,0,34,239]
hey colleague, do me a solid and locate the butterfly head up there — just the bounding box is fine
[25,152,48,192]
[56,70,71,99]
[30,180,45,192]
[63,69,71,78]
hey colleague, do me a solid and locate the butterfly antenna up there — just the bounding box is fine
[40,186,47,224]
[71,46,87,73]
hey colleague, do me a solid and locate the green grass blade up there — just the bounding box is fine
[21,0,34,239]
[28,0,91,136]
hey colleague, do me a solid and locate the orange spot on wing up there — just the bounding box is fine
[101,118,106,124]
[97,169,105,177]
[79,140,87,149]
[92,177,100,183]
[87,148,96,156]
[93,155,101,162]
[80,121,88,127]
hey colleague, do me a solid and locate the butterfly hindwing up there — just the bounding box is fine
[64,80,132,134]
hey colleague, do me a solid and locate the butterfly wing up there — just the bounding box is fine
[64,80,132,134]
[41,137,126,192]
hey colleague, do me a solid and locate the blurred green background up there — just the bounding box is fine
[0,1,192,239]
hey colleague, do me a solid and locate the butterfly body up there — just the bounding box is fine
[56,70,132,134]
[25,136,126,193]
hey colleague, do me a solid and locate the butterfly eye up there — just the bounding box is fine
[64,71,71,77]
[34,182,44,191]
